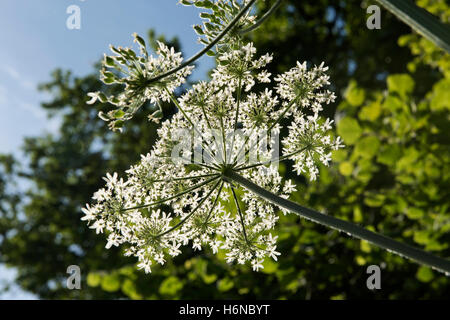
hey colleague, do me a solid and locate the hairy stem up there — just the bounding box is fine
[223,169,450,274]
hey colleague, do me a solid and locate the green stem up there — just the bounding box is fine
[219,114,227,164]
[376,0,450,53]
[200,99,222,163]
[204,181,224,223]
[155,179,222,238]
[144,0,258,85]
[167,91,220,167]
[235,146,308,171]
[152,172,220,183]
[223,169,450,274]
[239,0,284,34]
[231,186,249,244]
[155,154,219,171]
[231,123,257,166]
[229,75,243,163]
[119,175,220,212]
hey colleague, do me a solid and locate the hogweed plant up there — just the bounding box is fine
[83,0,450,275]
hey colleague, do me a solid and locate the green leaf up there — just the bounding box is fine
[194,0,214,9]
[102,77,116,84]
[217,278,234,292]
[353,206,363,223]
[377,144,401,166]
[364,192,386,207]
[133,33,147,48]
[339,161,353,176]
[344,80,366,107]
[114,110,125,119]
[360,240,372,253]
[113,120,124,129]
[179,0,193,5]
[331,149,347,162]
[354,136,380,159]
[382,95,404,111]
[104,56,116,67]
[405,207,424,220]
[159,276,184,296]
[193,25,205,35]
[101,274,121,292]
[359,100,382,121]
[122,279,142,299]
[413,230,431,245]
[86,272,101,287]
[261,259,278,274]
[97,92,108,103]
[387,74,415,98]
[202,273,218,284]
[416,266,434,282]
[375,0,450,53]
[430,78,450,111]
[337,117,362,145]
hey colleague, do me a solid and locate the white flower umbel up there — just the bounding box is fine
[82,0,450,277]
[275,61,336,115]
[283,114,344,181]
[83,36,342,273]
[213,42,273,92]
[87,33,193,131]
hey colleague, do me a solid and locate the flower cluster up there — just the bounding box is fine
[213,42,272,91]
[82,110,294,273]
[181,0,257,52]
[283,114,344,181]
[83,1,344,274]
[275,61,336,115]
[87,33,193,131]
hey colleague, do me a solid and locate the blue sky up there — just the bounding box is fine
[0,0,214,299]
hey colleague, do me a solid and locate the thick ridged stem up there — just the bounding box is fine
[223,169,450,274]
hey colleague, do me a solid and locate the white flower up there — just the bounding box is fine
[90,219,105,234]
[137,260,152,274]
[81,204,97,222]
[282,113,344,181]
[275,61,336,116]
[212,43,273,92]
[105,233,120,249]
[192,238,202,251]
[83,31,343,272]
[87,34,193,131]
[251,259,264,271]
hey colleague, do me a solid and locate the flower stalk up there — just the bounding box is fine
[144,0,259,85]
[223,169,450,274]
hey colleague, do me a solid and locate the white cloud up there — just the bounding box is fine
[0,82,48,122]
[4,65,20,79]
[1,65,35,90]
[17,101,46,120]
